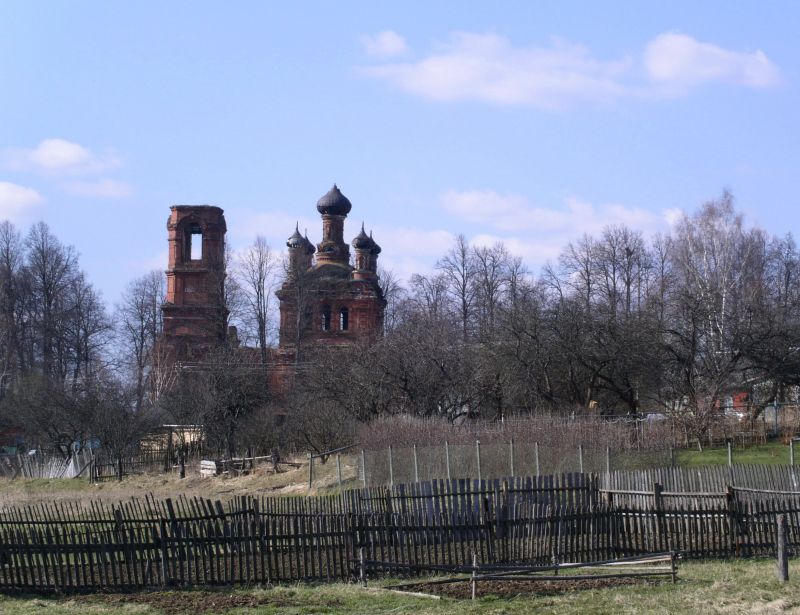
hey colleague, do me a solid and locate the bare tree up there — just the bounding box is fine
[662,193,759,444]
[378,266,403,332]
[437,234,477,342]
[116,271,165,410]
[278,252,316,365]
[25,222,78,378]
[0,222,25,385]
[65,271,111,385]
[87,375,162,477]
[236,236,278,364]
[164,344,270,458]
[407,273,449,322]
[472,242,513,339]
[740,233,800,416]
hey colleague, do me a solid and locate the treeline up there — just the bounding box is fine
[0,220,164,458]
[0,221,281,459]
[1,191,799,461]
[292,193,800,451]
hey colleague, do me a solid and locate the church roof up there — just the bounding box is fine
[369,231,382,255]
[352,223,374,250]
[286,224,305,249]
[316,184,352,216]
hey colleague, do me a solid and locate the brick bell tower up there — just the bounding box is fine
[274,185,385,390]
[161,205,228,361]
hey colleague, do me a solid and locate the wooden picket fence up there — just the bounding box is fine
[0,467,799,592]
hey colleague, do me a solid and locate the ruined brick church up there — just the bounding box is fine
[160,185,386,391]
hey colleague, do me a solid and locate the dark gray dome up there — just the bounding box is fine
[316,184,352,216]
[286,224,305,249]
[352,223,374,250]
[369,231,382,255]
[303,233,315,254]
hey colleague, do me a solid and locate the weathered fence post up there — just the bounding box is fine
[653,482,663,508]
[476,440,482,482]
[670,551,677,583]
[509,439,515,477]
[777,514,789,582]
[653,482,664,550]
[117,457,123,482]
[361,449,367,487]
[165,436,173,473]
[413,444,419,483]
[308,453,313,489]
[336,453,342,488]
[388,445,394,487]
[727,439,733,467]
[360,546,366,587]
[606,446,611,477]
[445,440,451,480]
[160,518,169,588]
[471,551,478,600]
[578,445,584,474]
[726,485,738,557]
[535,441,540,477]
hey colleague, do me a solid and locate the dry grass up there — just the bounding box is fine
[0,454,361,510]
[0,559,798,614]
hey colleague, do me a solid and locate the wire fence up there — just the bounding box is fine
[360,440,673,487]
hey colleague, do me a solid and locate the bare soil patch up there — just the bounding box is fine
[405,576,655,599]
[74,589,343,614]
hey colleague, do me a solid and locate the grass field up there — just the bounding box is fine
[0,454,361,510]
[1,440,797,511]
[676,440,794,467]
[0,558,797,614]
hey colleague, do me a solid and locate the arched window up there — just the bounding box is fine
[183,223,203,261]
[321,305,331,331]
[339,307,349,331]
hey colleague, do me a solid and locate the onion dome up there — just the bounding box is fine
[369,231,382,255]
[352,223,374,250]
[316,184,352,216]
[286,223,305,249]
[303,232,315,254]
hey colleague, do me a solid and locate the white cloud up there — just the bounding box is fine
[62,178,133,199]
[232,210,320,247]
[361,30,409,58]
[231,192,675,285]
[362,32,629,109]
[230,208,455,284]
[644,33,780,90]
[441,189,674,267]
[4,138,122,175]
[0,181,44,221]
[361,31,780,109]
[367,226,455,283]
[663,208,683,227]
[127,249,168,275]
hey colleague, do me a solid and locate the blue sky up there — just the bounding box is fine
[1,1,798,304]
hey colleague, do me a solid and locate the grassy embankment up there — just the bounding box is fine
[676,440,794,467]
[1,440,796,510]
[0,454,361,510]
[0,558,797,614]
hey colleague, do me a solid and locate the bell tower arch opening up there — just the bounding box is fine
[184,223,204,261]
[162,205,228,361]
